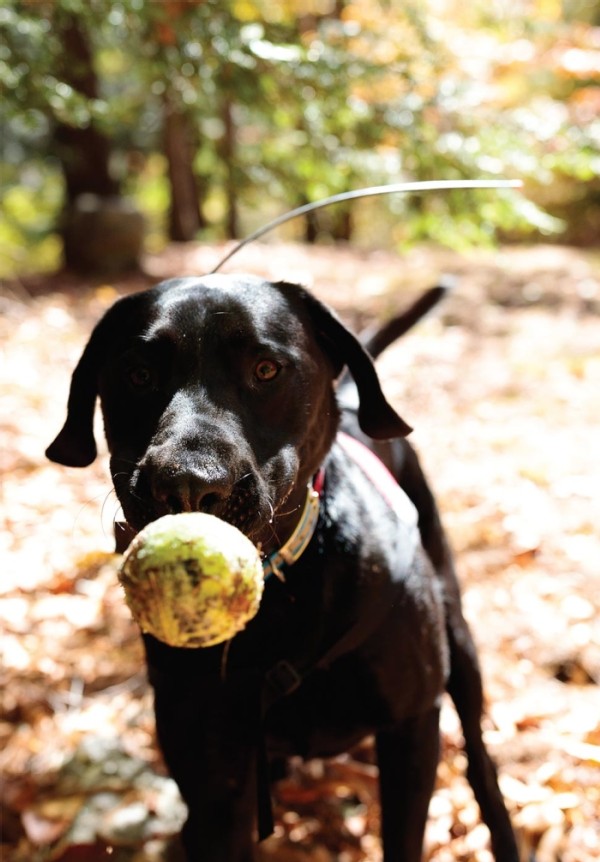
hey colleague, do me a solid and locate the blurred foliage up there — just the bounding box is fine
[1,0,599,276]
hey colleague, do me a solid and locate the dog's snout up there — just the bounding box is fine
[148,465,231,515]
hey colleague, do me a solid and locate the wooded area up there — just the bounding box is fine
[1,0,599,276]
[1,1,599,861]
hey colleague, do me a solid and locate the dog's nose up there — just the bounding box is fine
[150,468,231,514]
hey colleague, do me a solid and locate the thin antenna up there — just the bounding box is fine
[210,178,523,273]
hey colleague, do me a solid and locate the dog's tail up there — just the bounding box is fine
[360,278,454,360]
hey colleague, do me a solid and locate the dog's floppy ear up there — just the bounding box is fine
[277,282,412,440]
[46,293,139,467]
[46,346,98,467]
[46,317,111,467]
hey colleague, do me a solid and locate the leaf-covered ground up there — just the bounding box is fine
[1,242,599,862]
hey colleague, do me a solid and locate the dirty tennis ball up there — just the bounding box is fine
[119,512,264,648]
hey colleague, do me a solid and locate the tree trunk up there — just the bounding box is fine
[53,12,118,203]
[221,100,239,239]
[304,207,319,243]
[303,201,353,244]
[331,205,353,242]
[164,93,205,241]
[53,11,144,273]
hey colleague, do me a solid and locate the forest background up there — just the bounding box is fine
[1,0,599,274]
[1,2,600,862]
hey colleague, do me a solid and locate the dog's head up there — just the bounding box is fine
[46,275,410,546]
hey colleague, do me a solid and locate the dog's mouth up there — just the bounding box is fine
[112,465,282,546]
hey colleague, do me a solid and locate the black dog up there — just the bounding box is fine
[47,275,518,861]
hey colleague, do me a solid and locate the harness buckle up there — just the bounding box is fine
[265,660,302,699]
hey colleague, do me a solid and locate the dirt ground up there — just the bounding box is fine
[1,241,599,862]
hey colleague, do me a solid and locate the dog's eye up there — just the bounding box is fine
[254,359,280,382]
[128,365,153,389]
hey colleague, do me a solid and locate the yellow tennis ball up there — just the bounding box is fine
[119,512,264,648]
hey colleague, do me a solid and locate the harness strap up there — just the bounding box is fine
[264,433,419,701]
[263,570,402,710]
[257,567,403,840]
[258,434,421,837]
[336,431,418,526]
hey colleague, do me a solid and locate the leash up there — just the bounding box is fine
[209,178,522,273]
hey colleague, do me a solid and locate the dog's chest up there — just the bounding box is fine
[238,447,445,757]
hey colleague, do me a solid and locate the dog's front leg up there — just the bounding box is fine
[151,668,262,862]
[376,706,441,862]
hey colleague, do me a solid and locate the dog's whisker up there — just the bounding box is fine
[100,489,123,540]
[70,487,120,540]
[272,502,303,520]
[233,471,253,486]
[266,499,275,525]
